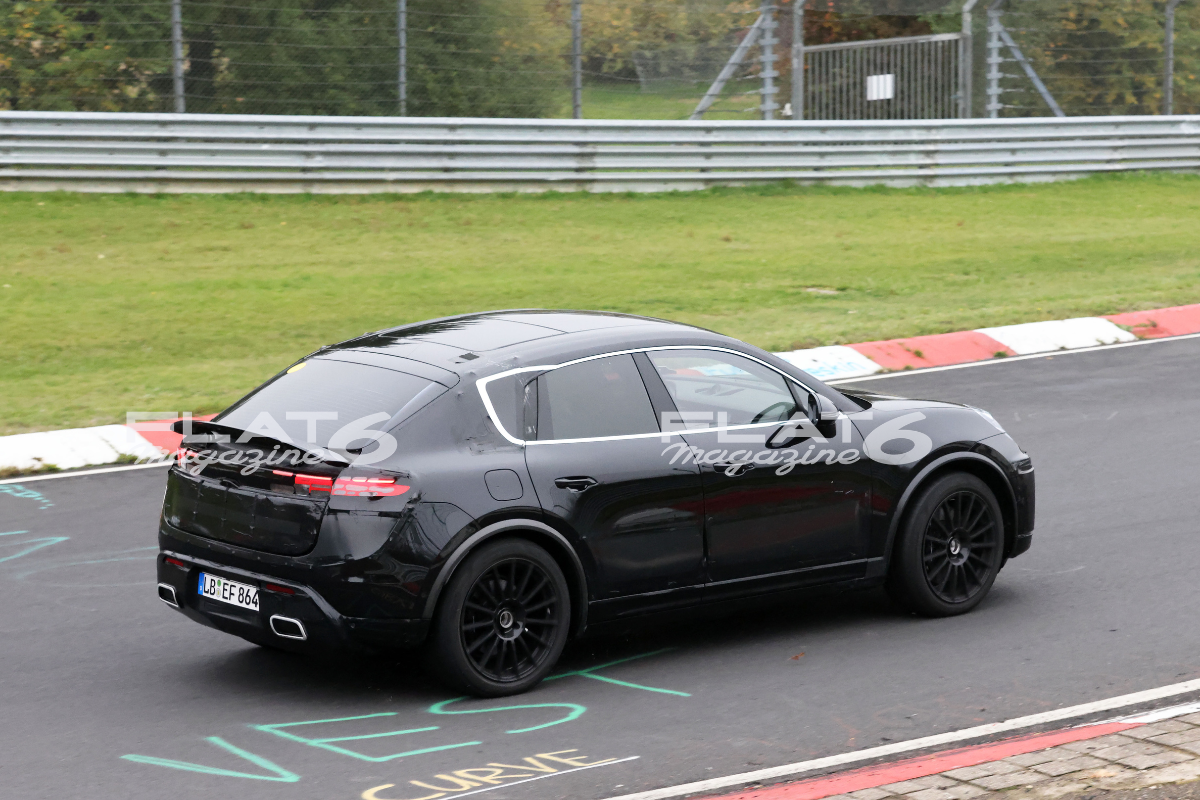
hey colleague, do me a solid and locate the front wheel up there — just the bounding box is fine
[887,473,1005,617]
[427,538,570,697]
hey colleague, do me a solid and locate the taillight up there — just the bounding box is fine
[333,476,411,498]
[164,557,187,568]
[176,448,199,467]
[263,583,296,595]
[294,473,334,493]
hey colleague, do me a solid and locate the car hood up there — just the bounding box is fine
[840,387,969,412]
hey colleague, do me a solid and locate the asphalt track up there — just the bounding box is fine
[4,336,1200,800]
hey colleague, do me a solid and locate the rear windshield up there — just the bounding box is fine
[216,358,437,448]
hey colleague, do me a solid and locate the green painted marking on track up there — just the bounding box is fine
[0,486,54,508]
[545,648,691,697]
[121,736,300,782]
[253,713,480,762]
[0,532,69,564]
[427,697,588,734]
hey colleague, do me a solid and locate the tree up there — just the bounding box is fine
[0,0,165,110]
[1001,0,1200,115]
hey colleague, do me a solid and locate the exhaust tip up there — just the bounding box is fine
[158,583,180,608]
[269,615,307,641]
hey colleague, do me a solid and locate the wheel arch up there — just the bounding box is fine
[883,452,1018,570]
[422,518,589,638]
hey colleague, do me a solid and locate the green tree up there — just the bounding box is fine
[176,0,566,117]
[0,0,165,110]
[1002,0,1200,115]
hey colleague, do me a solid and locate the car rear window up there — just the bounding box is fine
[537,354,659,441]
[216,358,437,448]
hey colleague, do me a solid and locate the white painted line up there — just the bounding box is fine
[0,460,170,486]
[605,678,1200,800]
[1118,700,1200,725]
[827,331,1200,384]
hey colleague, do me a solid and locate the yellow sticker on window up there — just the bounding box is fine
[286,363,306,374]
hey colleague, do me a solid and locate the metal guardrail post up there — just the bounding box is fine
[791,1,804,120]
[1165,0,1183,115]
[398,0,407,116]
[572,0,583,120]
[170,0,185,113]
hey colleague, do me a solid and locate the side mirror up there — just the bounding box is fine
[812,394,840,423]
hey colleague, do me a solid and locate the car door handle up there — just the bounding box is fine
[554,476,598,492]
[712,462,755,477]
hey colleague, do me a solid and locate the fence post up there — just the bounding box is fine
[986,1,1004,118]
[791,1,804,120]
[961,0,979,118]
[398,0,407,116]
[760,0,779,120]
[170,0,185,113]
[571,0,583,119]
[1165,0,1183,115]
[690,12,767,119]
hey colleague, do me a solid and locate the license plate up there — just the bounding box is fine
[198,572,259,611]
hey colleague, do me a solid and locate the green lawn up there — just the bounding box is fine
[577,81,764,120]
[2,173,1199,435]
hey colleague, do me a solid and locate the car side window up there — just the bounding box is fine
[646,349,804,429]
[537,354,659,441]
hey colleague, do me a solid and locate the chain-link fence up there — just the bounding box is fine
[1,0,1197,118]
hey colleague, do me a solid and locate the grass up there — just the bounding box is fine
[2,173,1199,435]
[578,81,764,120]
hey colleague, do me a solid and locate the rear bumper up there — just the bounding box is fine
[156,551,429,652]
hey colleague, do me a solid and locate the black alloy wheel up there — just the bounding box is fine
[429,538,570,696]
[887,472,1004,617]
[461,557,560,683]
[921,490,1000,603]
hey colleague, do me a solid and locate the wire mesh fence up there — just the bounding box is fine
[0,0,1197,119]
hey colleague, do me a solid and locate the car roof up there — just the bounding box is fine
[324,310,726,371]
[316,309,858,412]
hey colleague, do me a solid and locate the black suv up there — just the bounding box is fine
[157,310,1034,696]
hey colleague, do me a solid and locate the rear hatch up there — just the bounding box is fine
[163,354,451,556]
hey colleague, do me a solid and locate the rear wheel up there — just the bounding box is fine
[887,473,1004,617]
[428,538,570,697]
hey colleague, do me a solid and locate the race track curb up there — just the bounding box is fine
[706,701,1200,800]
[3,302,1200,473]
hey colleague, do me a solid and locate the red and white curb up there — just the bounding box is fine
[606,679,1200,800]
[3,303,1200,478]
[778,303,1200,381]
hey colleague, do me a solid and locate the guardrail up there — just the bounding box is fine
[2,111,1199,193]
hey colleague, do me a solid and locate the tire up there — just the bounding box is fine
[427,538,571,697]
[886,473,1005,617]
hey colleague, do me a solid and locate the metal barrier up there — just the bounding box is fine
[2,111,1199,194]
[802,33,966,121]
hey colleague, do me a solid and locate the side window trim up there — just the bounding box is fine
[476,345,829,447]
[632,351,678,426]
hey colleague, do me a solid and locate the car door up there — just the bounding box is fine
[642,348,873,596]
[521,353,706,619]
